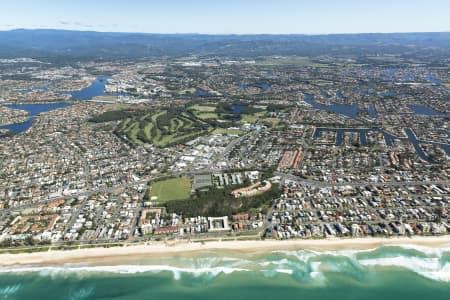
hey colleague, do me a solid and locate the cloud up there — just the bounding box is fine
[59,20,71,25]
[57,20,97,29]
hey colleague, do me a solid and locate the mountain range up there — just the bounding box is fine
[0,29,448,60]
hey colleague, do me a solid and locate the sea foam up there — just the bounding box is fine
[0,245,449,282]
[0,284,21,297]
[0,265,249,281]
[359,256,450,282]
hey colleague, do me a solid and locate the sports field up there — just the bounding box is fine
[212,128,245,135]
[147,177,192,203]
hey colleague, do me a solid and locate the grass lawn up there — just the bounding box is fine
[213,128,245,135]
[196,112,219,119]
[127,122,143,145]
[148,177,192,203]
[114,103,130,109]
[263,117,281,126]
[240,114,257,123]
[121,118,131,128]
[143,122,153,139]
[241,111,265,124]
[189,104,217,112]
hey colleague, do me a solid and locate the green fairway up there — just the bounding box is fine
[96,102,264,147]
[148,177,192,203]
[189,104,217,112]
[189,104,220,120]
[240,111,265,124]
[196,112,219,119]
[116,109,211,147]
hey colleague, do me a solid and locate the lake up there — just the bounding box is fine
[193,88,212,97]
[409,105,445,116]
[303,93,359,119]
[230,104,247,114]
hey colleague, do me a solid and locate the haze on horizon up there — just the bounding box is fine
[0,0,449,35]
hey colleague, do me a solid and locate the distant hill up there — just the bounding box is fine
[0,29,448,60]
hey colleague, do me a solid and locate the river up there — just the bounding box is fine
[0,103,72,137]
[0,76,113,137]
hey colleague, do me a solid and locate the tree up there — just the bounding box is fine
[24,235,35,246]
[0,238,12,248]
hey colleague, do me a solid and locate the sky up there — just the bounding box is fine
[0,0,448,34]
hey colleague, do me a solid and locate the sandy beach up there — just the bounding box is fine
[1,236,449,267]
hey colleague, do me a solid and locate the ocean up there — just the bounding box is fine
[0,244,449,300]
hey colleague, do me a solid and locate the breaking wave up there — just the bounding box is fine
[68,286,95,300]
[0,265,248,282]
[0,245,449,283]
[0,284,22,297]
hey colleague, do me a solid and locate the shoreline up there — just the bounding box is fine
[1,236,449,267]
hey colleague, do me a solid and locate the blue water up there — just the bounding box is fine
[303,94,359,119]
[381,131,397,147]
[61,76,111,100]
[0,103,71,136]
[314,128,369,146]
[304,93,449,160]
[404,128,431,162]
[6,103,71,117]
[368,104,377,118]
[440,143,450,157]
[0,119,34,136]
[0,75,116,136]
[321,92,331,98]
[230,104,247,114]
[313,127,438,162]
[17,76,126,100]
[408,105,445,116]
[0,245,449,300]
[194,88,212,97]
[427,74,442,85]
[378,91,397,97]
